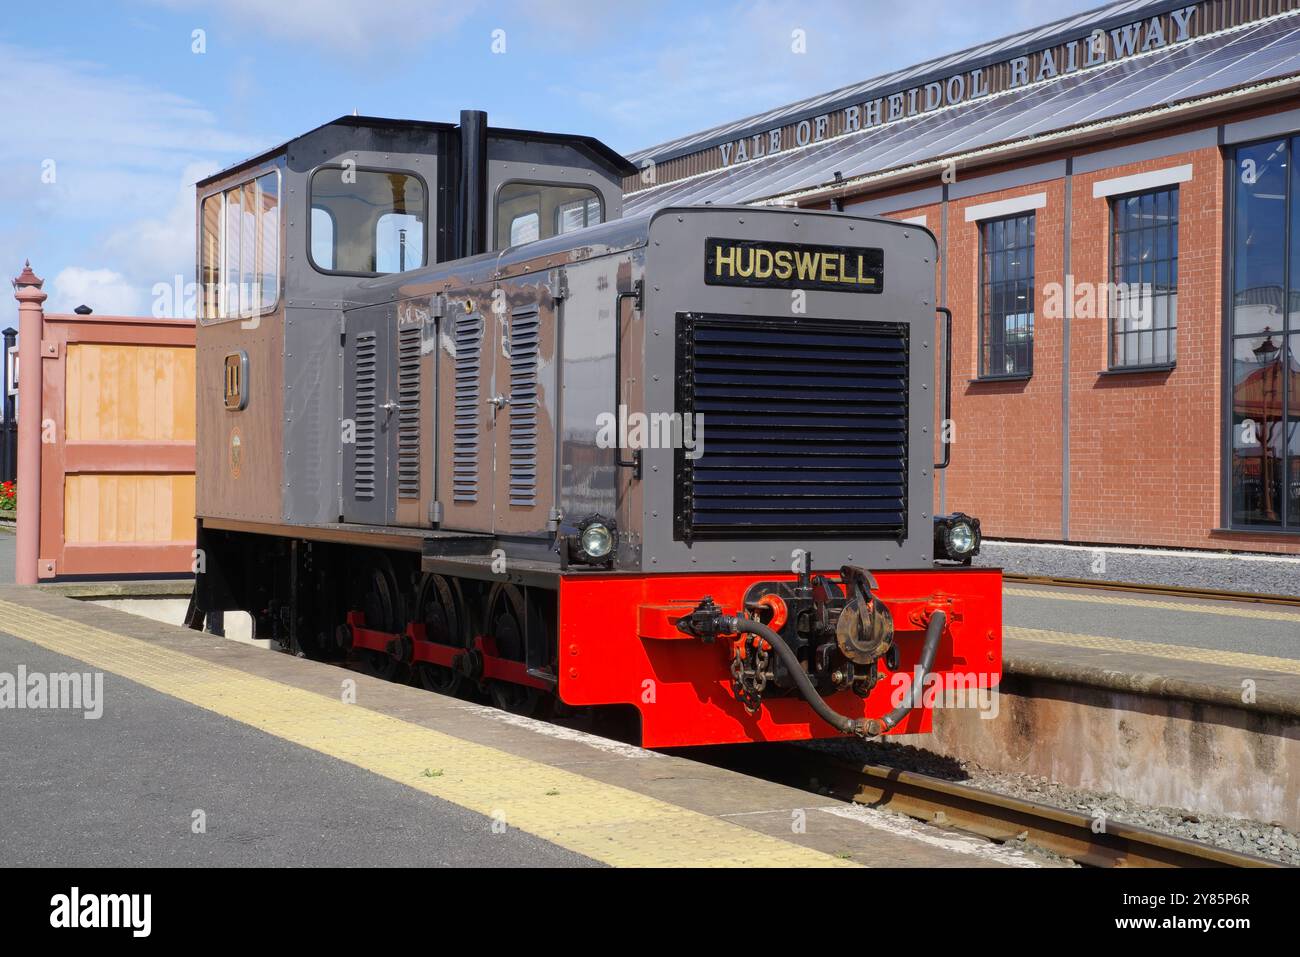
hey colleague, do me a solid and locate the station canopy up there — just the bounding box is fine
[625,1,1300,214]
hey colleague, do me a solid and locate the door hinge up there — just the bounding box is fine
[547,268,568,301]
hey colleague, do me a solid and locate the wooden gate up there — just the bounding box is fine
[36,313,196,578]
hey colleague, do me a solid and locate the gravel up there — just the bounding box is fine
[972,539,1300,597]
[804,737,1300,866]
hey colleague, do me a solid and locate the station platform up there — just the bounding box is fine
[0,585,1044,869]
[1003,582,1300,714]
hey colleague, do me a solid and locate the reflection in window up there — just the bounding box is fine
[200,170,280,320]
[978,213,1035,378]
[510,212,539,246]
[310,169,426,274]
[311,207,335,270]
[1110,187,1178,368]
[376,212,423,273]
[1231,138,1300,528]
[494,183,603,250]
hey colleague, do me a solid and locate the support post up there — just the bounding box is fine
[12,262,45,585]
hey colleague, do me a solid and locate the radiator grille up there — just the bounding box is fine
[507,310,540,507]
[452,314,484,503]
[353,331,378,501]
[396,324,422,500]
[674,313,909,542]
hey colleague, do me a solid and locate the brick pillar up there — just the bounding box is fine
[12,262,45,585]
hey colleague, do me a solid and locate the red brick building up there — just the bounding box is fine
[626,0,1300,554]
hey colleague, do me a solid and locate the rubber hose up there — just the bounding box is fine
[875,609,947,734]
[726,609,947,738]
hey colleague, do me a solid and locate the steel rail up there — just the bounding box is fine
[686,743,1285,868]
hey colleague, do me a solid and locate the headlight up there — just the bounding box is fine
[580,522,613,559]
[933,513,981,564]
[947,521,976,556]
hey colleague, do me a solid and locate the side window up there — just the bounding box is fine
[978,212,1036,378]
[309,168,427,275]
[199,170,280,321]
[494,183,603,250]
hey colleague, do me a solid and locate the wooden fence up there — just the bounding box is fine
[14,263,196,581]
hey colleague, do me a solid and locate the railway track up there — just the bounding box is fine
[1002,573,1300,608]
[688,743,1284,868]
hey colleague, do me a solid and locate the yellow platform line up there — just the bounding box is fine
[1005,587,1300,624]
[1006,625,1300,676]
[0,600,851,868]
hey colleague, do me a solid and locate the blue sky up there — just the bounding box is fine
[1,0,1098,319]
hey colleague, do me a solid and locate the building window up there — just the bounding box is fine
[1110,187,1178,368]
[309,168,427,275]
[978,213,1035,378]
[1230,138,1300,530]
[494,182,603,250]
[199,170,280,321]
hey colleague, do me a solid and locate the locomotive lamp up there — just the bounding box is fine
[934,513,981,564]
[562,515,616,567]
[579,520,614,560]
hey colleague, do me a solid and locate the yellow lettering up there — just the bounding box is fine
[753,248,774,279]
[715,245,736,277]
[795,250,818,281]
[773,250,793,280]
[822,255,839,283]
[735,247,754,278]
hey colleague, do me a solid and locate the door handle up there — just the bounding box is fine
[486,394,510,419]
[380,400,399,415]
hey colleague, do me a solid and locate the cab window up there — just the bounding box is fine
[309,168,427,275]
[199,170,280,321]
[494,182,603,250]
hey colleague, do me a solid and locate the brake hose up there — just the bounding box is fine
[720,610,947,738]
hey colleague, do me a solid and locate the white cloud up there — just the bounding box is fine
[47,267,148,317]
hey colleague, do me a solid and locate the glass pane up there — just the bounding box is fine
[494,183,603,250]
[200,194,222,319]
[1231,334,1286,526]
[1288,335,1300,527]
[311,207,335,271]
[309,169,426,274]
[978,213,1034,376]
[257,172,279,310]
[510,212,539,246]
[376,212,423,273]
[240,180,256,314]
[1233,140,1288,336]
[223,185,241,317]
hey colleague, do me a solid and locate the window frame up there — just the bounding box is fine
[491,178,605,251]
[1107,185,1180,372]
[306,164,431,279]
[197,167,283,326]
[976,211,1037,381]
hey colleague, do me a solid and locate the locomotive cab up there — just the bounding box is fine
[193,111,633,528]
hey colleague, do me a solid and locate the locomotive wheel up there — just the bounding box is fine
[483,582,546,716]
[353,554,406,682]
[413,574,468,697]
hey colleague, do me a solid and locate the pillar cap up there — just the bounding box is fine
[12,260,43,289]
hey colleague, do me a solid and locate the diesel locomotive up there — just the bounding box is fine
[187,111,1001,748]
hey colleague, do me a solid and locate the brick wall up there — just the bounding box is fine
[858,116,1300,555]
